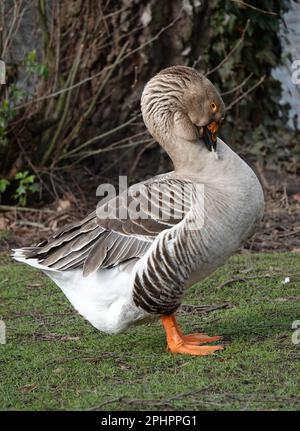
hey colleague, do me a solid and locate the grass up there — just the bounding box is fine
[0,251,299,411]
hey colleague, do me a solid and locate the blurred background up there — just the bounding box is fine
[0,0,299,252]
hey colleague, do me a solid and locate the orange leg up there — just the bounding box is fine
[161,315,223,356]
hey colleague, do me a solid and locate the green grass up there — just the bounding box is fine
[0,252,299,411]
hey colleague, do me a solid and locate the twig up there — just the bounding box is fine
[15,138,57,202]
[226,75,266,111]
[255,161,272,191]
[216,277,247,290]
[220,73,253,96]
[61,114,142,160]
[37,0,51,58]
[229,0,278,16]
[180,303,233,312]
[4,311,75,320]
[87,385,214,411]
[87,397,128,411]
[73,138,153,166]
[277,228,300,238]
[99,146,136,176]
[240,266,253,274]
[128,141,156,176]
[13,221,50,230]
[0,204,55,213]
[53,1,61,93]
[0,278,8,286]
[1,0,25,59]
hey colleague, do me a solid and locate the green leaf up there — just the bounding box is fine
[29,183,39,193]
[0,179,10,194]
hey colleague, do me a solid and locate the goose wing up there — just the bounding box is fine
[22,174,194,276]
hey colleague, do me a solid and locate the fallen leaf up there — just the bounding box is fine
[0,216,9,230]
[55,193,73,212]
[20,384,38,393]
[60,336,80,341]
[291,193,300,203]
[33,333,80,342]
[140,3,151,27]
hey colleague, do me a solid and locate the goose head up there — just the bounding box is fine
[141,66,226,174]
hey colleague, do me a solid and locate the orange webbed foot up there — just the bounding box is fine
[161,315,223,356]
[168,342,223,356]
[182,333,222,345]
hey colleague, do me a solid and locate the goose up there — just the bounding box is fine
[12,66,264,356]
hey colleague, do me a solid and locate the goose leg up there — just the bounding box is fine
[161,315,223,356]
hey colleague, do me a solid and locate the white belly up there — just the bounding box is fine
[20,258,152,334]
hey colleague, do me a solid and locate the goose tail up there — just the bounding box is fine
[11,248,59,272]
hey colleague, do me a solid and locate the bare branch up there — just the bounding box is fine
[15,10,184,111]
[60,114,142,160]
[226,75,266,111]
[1,0,26,59]
[220,73,253,96]
[229,0,278,16]
[59,41,129,157]
[73,138,154,166]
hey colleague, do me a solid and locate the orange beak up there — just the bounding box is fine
[207,121,218,143]
[199,121,219,151]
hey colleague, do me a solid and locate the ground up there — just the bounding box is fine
[0,251,299,411]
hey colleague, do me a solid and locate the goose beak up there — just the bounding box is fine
[199,121,219,152]
[203,121,218,152]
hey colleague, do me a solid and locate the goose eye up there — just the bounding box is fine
[211,102,217,112]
